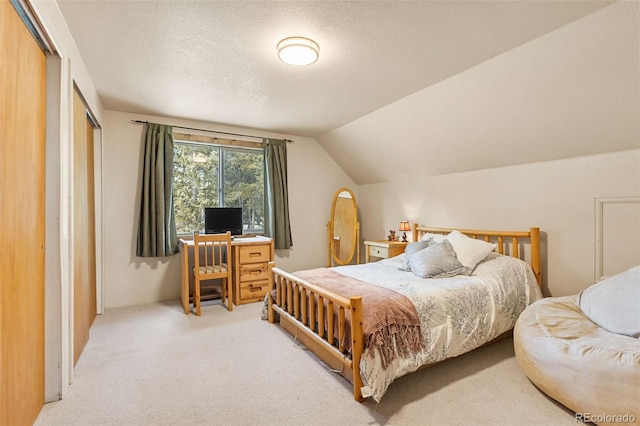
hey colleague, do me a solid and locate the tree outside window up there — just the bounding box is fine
[173,141,264,234]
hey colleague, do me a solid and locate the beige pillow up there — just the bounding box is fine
[579,265,640,338]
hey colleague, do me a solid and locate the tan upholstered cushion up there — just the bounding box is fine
[195,263,228,275]
[514,296,640,424]
[579,265,640,338]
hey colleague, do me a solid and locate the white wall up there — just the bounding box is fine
[32,0,103,124]
[102,110,355,308]
[317,1,640,298]
[31,0,106,401]
[36,0,639,311]
[358,149,640,297]
[317,2,639,185]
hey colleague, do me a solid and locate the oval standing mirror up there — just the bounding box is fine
[327,188,360,266]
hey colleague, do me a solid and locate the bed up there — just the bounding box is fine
[266,224,543,402]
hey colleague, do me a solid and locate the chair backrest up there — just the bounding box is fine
[193,231,232,280]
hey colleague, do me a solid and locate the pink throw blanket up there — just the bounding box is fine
[293,268,425,369]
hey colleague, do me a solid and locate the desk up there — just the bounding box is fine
[179,236,274,314]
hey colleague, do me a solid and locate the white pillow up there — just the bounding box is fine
[579,265,640,338]
[444,230,496,271]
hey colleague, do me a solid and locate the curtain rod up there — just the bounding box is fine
[130,120,293,143]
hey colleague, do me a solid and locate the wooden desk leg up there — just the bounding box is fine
[226,245,233,312]
[227,277,233,312]
[180,243,189,314]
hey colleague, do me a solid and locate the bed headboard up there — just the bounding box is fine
[412,224,541,287]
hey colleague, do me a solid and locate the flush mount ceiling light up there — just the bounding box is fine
[277,37,319,66]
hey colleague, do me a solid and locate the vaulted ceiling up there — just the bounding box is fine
[57,1,638,184]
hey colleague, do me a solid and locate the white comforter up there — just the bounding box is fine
[333,252,542,402]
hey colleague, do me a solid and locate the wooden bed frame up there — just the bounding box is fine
[267,225,541,401]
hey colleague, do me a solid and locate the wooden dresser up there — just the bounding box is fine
[231,237,274,305]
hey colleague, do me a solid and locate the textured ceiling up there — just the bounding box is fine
[57,0,614,138]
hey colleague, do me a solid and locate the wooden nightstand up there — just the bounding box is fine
[364,240,408,262]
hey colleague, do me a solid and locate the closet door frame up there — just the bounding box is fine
[19,0,105,403]
[0,1,47,422]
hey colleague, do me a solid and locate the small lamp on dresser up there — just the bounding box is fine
[399,221,410,242]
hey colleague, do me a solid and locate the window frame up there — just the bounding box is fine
[172,132,264,236]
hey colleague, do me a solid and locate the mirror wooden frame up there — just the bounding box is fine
[327,187,360,266]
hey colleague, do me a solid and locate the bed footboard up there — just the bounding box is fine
[267,262,365,401]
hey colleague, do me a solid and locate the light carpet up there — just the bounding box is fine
[35,300,578,426]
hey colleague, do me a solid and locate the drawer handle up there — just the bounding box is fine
[249,286,262,292]
[249,270,262,276]
[248,252,262,257]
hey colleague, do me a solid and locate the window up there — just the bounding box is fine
[173,137,264,235]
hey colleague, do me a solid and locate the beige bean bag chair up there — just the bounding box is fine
[514,266,640,425]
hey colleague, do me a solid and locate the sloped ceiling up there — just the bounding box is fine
[317,1,640,184]
[57,1,638,184]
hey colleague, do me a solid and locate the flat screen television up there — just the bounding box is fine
[204,207,243,236]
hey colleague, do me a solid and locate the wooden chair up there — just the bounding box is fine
[192,231,232,315]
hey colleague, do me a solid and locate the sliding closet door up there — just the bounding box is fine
[73,89,97,365]
[0,1,47,424]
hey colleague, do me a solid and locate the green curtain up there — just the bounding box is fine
[264,138,293,249]
[136,123,178,257]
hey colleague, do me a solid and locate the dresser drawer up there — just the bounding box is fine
[232,239,274,306]
[369,246,389,258]
[239,263,268,282]
[239,280,269,301]
[238,244,271,264]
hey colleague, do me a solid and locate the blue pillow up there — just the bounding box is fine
[408,239,471,279]
[400,238,432,271]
